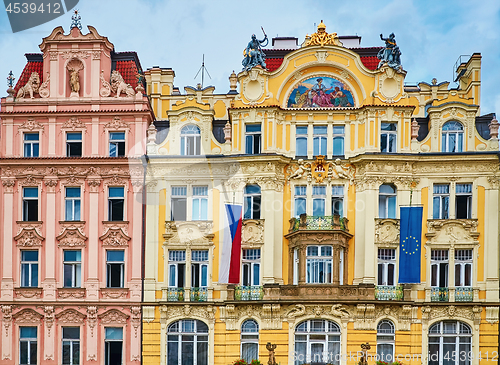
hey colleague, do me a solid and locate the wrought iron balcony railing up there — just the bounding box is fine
[375,285,404,301]
[289,214,348,232]
[235,285,264,300]
[167,287,184,302]
[431,287,449,302]
[455,287,473,302]
[190,287,208,302]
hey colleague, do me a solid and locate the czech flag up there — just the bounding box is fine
[219,204,243,284]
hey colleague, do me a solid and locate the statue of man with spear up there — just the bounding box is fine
[242,26,269,71]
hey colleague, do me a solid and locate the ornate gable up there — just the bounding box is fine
[57,222,87,247]
[98,309,129,325]
[426,219,479,245]
[163,221,214,246]
[100,222,131,247]
[13,308,43,323]
[55,309,86,324]
[15,222,44,247]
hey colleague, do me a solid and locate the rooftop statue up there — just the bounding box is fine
[303,20,342,47]
[242,28,268,71]
[377,33,402,71]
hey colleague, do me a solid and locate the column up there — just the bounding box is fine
[130,180,143,301]
[43,179,58,299]
[261,187,276,283]
[1,178,15,299]
[298,246,306,285]
[484,184,499,300]
[86,178,101,299]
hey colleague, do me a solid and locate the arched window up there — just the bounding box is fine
[379,184,397,219]
[294,319,341,365]
[428,321,472,365]
[167,319,208,365]
[377,320,395,362]
[241,319,259,363]
[442,121,464,152]
[244,185,261,219]
[181,125,201,156]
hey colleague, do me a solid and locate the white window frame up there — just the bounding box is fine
[245,124,261,154]
[455,249,473,287]
[332,126,345,156]
[109,131,126,157]
[377,248,396,286]
[294,319,341,365]
[241,319,259,363]
[65,187,81,221]
[66,132,82,157]
[171,186,187,221]
[312,186,326,216]
[104,327,123,365]
[19,326,37,365]
[294,185,307,217]
[377,320,395,363]
[192,186,208,221]
[455,183,472,219]
[168,250,186,288]
[63,250,82,288]
[22,187,39,222]
[23,132,40,157]
[108,186,125,222]
[331,185,344,216]
[442,121,464,152]
[191,250,209,289]
[306,245,333,284]
[21,250,38,287]
[379,184,397,219]
[180,125,201,156]
[431,250,449,288]
[428,321,472,365]
[381,122,397,153]
[62,327,80,365]
[313,126,327,156]
[167,320,209,365]
[295,125,308,157]
[433,184,450,219]
[106,250,125,288]
[242,249,261,286]
[244,185,261,219]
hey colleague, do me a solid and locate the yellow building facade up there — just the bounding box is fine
[142,23,499,365]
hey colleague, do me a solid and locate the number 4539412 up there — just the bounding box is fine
[5,2,61,13]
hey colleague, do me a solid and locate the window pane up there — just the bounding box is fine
[23,187,38,198]
[63,327,80,339]
[109,187,124,198]
[105,327,123,340]
[107,251,124,261]
[66,132,82,141]
[246,124,261,132]
[110,132,125,140]
[333,137,344,155]
[296,138,307,156]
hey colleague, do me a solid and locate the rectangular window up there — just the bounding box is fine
[65,187,81,221]
[63,250,81,288]
[108,187,124,221]
[294,186,307,217]
[431,250,449,287]
[245,124,261,154]
[313,126,327,156]
[20,327,37,365]
[332,185,344,216]
[62,327,80,365]
[21,251,38,287]
[456,183,472,219]
[23,187,38,221]
[104,328,122,365]
[455,249,472,287]
[168,250,186,288]
[106,250,124,288]
[192,186,208,221]
[66,132,82,157]
[191,250,209,288]
[433,184,450,219]
[24,133,39,157]
[243,185,261,220]
[109,132,126,157]
[242,249,261,286]
[332,126,345,156]
[312,186,326,216]
[171,186,187,221]
[377,249,396,286]
[295,126,308,157]
[381,123,397,153]
[306,245,333,284]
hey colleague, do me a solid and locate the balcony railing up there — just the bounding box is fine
[235,286,264,300]
[167,287,184,302]
[190,287,208,302]
[455,287,473,302]
[290,214,348,233]
[375,285,403,301]
[431,287,449,302]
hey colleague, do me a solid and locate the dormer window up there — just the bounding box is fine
[181,125,201,156]
[442,121,464,152]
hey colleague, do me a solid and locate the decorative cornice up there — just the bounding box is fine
[55,308,86,324]
[57,221,87,247]
[100,222,131,247]
[98,309,129,325]
[14,222,44,247]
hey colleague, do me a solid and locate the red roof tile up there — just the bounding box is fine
[266,58,284,72]
[115,60,139,89]
[14,61,43,96]
[360,56,379,71]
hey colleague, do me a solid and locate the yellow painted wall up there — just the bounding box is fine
[282,181,291,284]
[358,123,365,148]
[212,188,220,283]
[158,189,166,282]
[347,183,356,284]
[477,186,485,282]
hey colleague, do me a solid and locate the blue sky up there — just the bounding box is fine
[1,0,499,115]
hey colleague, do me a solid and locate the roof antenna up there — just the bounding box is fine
[194,54,211,89]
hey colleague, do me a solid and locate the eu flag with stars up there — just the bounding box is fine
[399,206,423,283]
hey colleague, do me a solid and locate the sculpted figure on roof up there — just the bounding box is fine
[303,20,342,47]
[377,33,402,71]
[242,30,268,71]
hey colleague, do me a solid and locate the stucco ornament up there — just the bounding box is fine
[39,72,50,98]
[15,223,44,247]
[98,309,129,324]
[100,223,131,247]
[377,33,402,71]
[100,70,112,97]
[55,309,86,324]
[242,219,264,245]
[303,20,342,47]
[288,159,311,180]
[331,304,350,318]
[375,219,400,245]
[110,70,135,97]
[17,72,40,99]
[242,30,268,71]
[57,222,87,247]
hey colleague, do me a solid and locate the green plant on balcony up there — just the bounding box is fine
[376,361,403,365]
[250,360,261,365]
[232,359,247,365]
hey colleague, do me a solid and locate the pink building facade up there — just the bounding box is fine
[0,24,152,365]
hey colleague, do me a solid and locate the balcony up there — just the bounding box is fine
[262,283,375,301]
[431,287,449,302]
[375,285,404,301]
[289,214,349,233]
[235,286,264,300]
[166,287,185,302]
[190,287,208,302]
[455,287,473,302]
